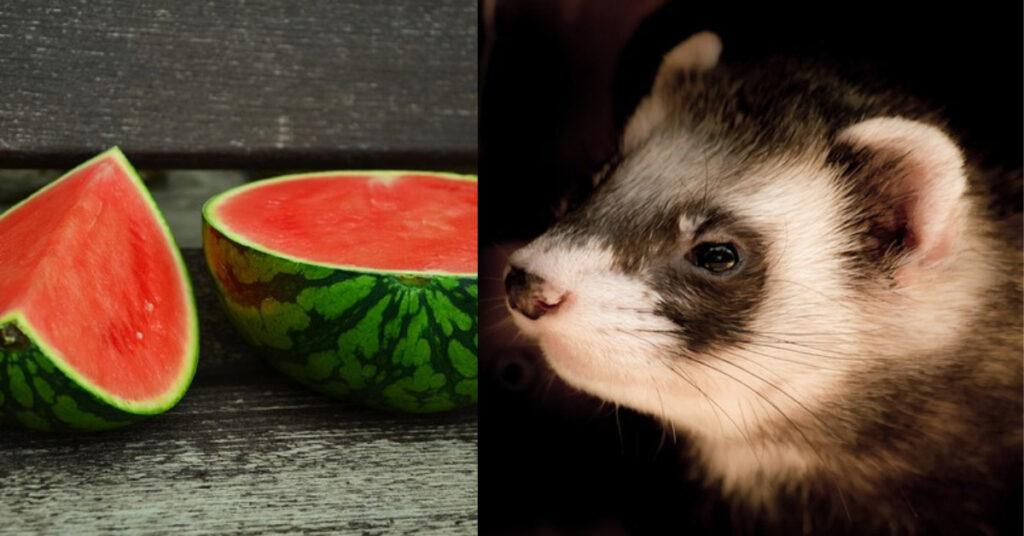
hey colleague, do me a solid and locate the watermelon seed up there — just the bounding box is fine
[1,324,30,350]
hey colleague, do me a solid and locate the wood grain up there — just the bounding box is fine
[0,249,478,535]
[0,0,477,170]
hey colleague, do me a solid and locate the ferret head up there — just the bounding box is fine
[505,32,993,485]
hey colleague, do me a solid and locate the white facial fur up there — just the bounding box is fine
[508,240,682,408]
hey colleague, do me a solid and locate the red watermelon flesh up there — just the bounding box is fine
[0,149,197,417]
[210,173,477,274]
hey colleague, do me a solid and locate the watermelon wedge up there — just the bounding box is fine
[0,148,199,431]
[202,171,477,413]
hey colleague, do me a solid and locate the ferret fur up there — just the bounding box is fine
[507,32,1022,535]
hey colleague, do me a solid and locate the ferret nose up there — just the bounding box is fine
[504,265,567,320]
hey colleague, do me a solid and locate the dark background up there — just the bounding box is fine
[479,2,1022,534]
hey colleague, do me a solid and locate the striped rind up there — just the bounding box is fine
[0,148,200,430]
[203,222,478,413]
[0,319,146,431]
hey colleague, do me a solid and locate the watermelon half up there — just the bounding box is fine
[0,148,199,431]
[202,171,477,413]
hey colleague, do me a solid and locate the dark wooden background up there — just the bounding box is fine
[0,0,477,171]
[0,1,478,533]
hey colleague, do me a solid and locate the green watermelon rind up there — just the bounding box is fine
[0,321,146,431]
[202,170,478,278]
[0,148,199,430]
[202,171,478,413]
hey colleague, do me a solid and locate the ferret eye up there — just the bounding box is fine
[691,242,738,273]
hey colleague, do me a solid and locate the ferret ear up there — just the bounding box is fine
[829,117,967,283]
[650,31,722,94]
[622,31,722,152]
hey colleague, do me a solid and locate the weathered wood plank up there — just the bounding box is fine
[0,249,478,535]
[0,0,477,170]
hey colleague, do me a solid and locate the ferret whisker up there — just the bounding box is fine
[685,354,853,513]
[734,329,869,353]
[539,369,560,403]
[613,306,658,313]
[739,332,855,351]
[679,354,828,466]
[625,326,865,363]
[614,404,625,454]
[593,398,614,419]
[647,371,673,451]
[661,359,759,457]
[650,370,668,422]
[735,336,870,362]
[507,330,529,345]
[742,327,883,338]
[735,398,767,470]
[733,343,851,371]
[706,350,842,443]
[743,341,868,363]
[619,327,865,364]
[723,348,804,381]
[480,318,517,335]
[746,398,771,462]
[700,145,712,215]
[632,328,685,335]
[771,279,863,314]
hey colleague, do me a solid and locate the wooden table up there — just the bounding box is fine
[0,1,477,533]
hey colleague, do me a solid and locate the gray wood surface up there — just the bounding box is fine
[0,0,477,170]
[0,249,478,535]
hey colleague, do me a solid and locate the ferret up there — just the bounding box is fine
[504,32,1022,535]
